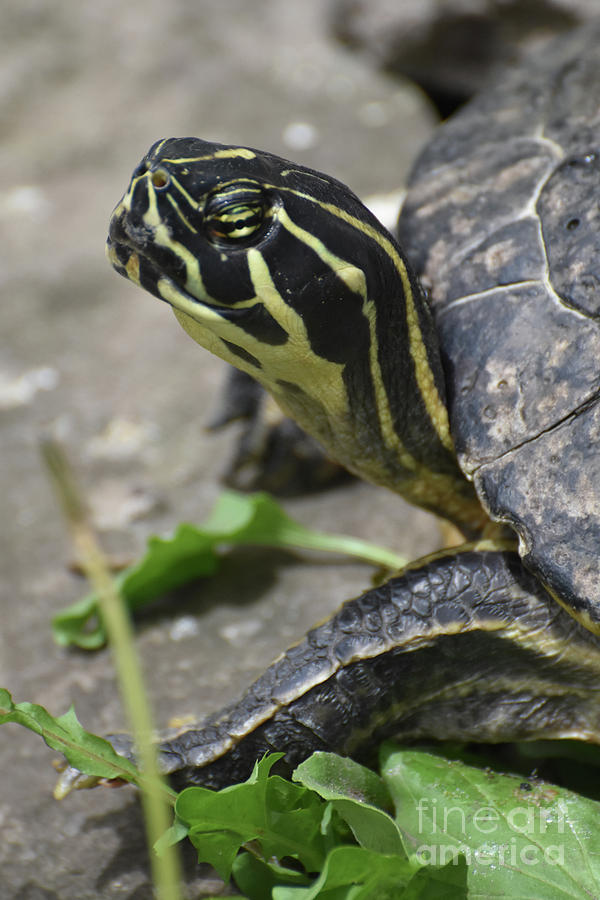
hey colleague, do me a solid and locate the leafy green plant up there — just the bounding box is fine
[52,490,407,649]
[4,688,600,898]
[0,689,140,788]
[6,480,600,898]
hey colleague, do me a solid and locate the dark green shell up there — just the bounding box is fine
[398,29,600,623]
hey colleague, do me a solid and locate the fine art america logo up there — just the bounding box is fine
[414,797,566,867]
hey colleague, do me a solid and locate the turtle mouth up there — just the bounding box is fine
[107,202,189,301]
[106,207,256,328]
[107,204,184,293]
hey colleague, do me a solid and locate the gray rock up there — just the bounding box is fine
[329,0,597,113]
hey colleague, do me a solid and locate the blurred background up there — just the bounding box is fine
[1,1,589,896]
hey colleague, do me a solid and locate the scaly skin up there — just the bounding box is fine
[56,547,600,792]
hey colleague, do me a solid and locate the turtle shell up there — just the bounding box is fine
[398,28,600,626]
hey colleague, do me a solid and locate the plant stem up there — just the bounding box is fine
[41,439,182,900]
[276,525,407,570]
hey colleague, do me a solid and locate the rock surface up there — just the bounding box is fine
[329,0,598,113]
[1,1,440,896]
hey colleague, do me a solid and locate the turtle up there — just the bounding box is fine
[81,28,600,790]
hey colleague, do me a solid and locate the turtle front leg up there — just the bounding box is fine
[95,547,600,792]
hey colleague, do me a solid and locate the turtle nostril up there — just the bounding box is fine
[132,159,150,178]
[150,169,170,189]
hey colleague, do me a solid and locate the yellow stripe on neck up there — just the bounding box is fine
[277,207,423,473]
[276,186,454,453]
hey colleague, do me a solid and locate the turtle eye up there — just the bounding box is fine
[204,185,267,245]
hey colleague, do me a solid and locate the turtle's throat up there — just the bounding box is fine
[269,338,490,540]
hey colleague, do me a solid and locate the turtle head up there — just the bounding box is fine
[107,136,385,406]
[108,137,484,531]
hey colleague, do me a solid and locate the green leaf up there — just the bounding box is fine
[381,745,600,899]
[0,688,138,785]
[200,492,406,570]
[294,752,404,856]
[49,594,105,649]
[175,753,331,882]
[52,491,406,649]
[402,856,468,899]
[271,845,414,900]
[52,525,219,648]
[153,817,189,856]
[232,852,311,900]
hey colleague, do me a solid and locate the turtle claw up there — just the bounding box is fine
[53,765,104,798]
[52,763,127,798]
